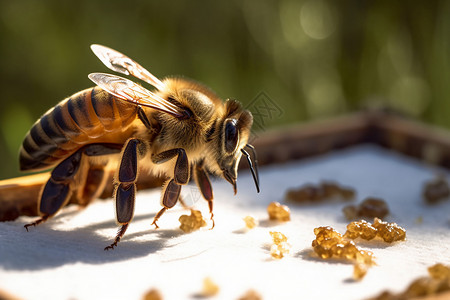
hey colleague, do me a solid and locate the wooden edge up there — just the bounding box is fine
[370,112,450,167]
[0,288,23,300]
[0,172,49,221]
[415,291,450,300]
[3,110,450,221]
[249,110,450,168]
[248,112,372,166]
[0,170,163,222]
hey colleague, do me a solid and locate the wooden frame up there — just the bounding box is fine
[2,110,450,222]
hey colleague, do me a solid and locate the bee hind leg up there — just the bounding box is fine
[25,143,122,233]
[24,215,50,231]
[24,178,71,231]
[75,164,107,207]
[77,143,121,206]
[24,151,82,231]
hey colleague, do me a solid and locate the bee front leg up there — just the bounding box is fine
[194,163,215,228]
[105,139,144,251]
[151,148,189,228]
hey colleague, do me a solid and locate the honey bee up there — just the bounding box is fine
[21,44,260,250]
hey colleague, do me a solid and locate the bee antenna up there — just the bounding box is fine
[244,144,259,184]
[241,145,260,193]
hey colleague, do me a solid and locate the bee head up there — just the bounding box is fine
[212,99,259,194]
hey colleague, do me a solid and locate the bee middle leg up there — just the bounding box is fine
[151,148,189,228]
[105,139,146,250]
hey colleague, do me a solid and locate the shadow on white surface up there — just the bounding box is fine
[1,145,449,300]
[0,209,189,270]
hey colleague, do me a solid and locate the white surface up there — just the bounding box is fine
[1,145,450,300]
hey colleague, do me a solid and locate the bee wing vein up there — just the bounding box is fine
[90,44,165,91]
[88,73,183,118]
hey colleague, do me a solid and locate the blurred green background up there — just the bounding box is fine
[0,0,449,179]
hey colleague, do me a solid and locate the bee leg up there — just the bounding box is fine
[151,178,181,229]
[194,163,215,229]
[151,208,166,230]
[104,182,135,251]
[105,139,142,250]
[25,144,123,231]
[104,224,129,251]
[24,215,49,231]
[151,148,189,185]
[24,150,82,231]
[76,143,122,206]
[76,164,108,207]
[150,148,189,228]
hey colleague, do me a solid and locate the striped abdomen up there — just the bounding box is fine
[20,87,138,171]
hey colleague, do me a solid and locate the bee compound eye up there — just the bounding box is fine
[224,119,238,153]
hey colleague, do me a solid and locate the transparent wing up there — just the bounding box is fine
[90,44,165,91]
[88,73,185,118]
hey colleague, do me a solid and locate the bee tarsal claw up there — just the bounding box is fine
[104,243,117,251]
[151,221,160,230]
